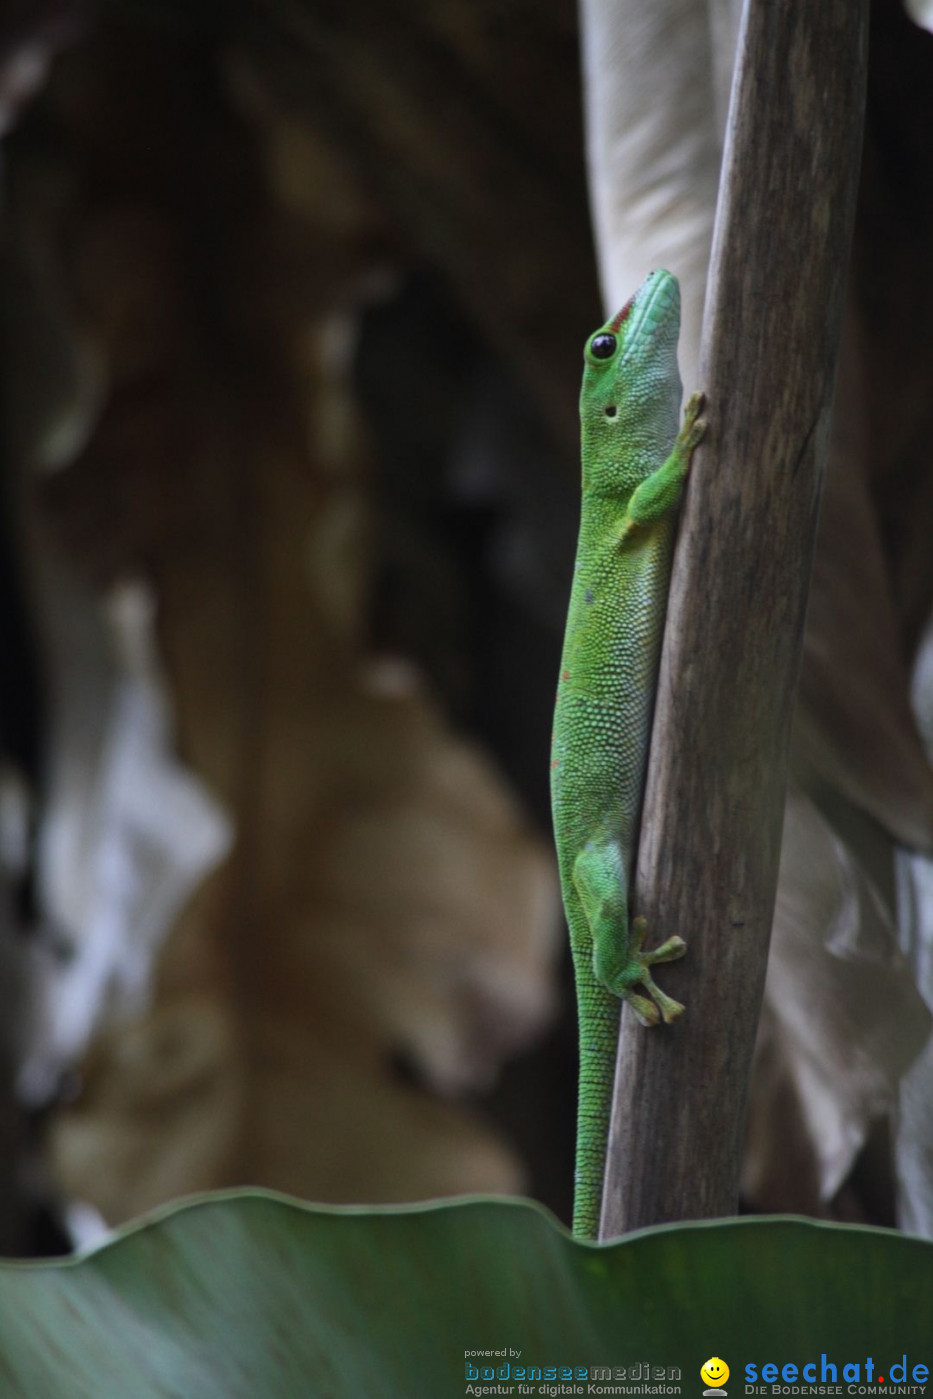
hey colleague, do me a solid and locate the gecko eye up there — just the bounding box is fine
[588,332,616,360]
[604,406,617,417]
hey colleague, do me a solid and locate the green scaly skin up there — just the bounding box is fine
[550,270,707,1239]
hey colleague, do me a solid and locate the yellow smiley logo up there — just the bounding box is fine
[701,1359,730,1388]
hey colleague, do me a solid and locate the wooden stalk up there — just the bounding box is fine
[600,0,869,1237]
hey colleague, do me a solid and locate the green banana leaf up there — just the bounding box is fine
[1,1191,930,1398]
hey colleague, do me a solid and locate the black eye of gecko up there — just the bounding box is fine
[605,406,617,417]
[589,333,616,360]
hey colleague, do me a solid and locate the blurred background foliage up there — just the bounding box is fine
[1,0,933,1257]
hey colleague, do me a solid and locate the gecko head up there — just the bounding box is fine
[580,270,683,486]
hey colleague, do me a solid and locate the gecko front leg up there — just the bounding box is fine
[620,391,708,544]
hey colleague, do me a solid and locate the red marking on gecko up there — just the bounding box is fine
[609,296,635,333]
[562,669,571,680]
[551,759,560,769]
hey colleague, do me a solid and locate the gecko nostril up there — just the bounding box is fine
[605,406,617,417]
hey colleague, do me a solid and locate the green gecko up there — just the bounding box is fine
[550,269,707,1239]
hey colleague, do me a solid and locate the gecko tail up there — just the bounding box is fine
[572,958,620,1240]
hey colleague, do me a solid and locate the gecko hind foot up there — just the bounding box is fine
[624,917,686,1024]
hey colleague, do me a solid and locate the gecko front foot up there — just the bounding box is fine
[678,390,707,452]
[617,390,708,548]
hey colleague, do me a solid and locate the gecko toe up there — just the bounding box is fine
[657,994,685,1024]
[627,991,661,1026]
[644,934,686,965]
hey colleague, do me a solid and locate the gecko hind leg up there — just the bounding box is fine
[573,845,686,1026]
